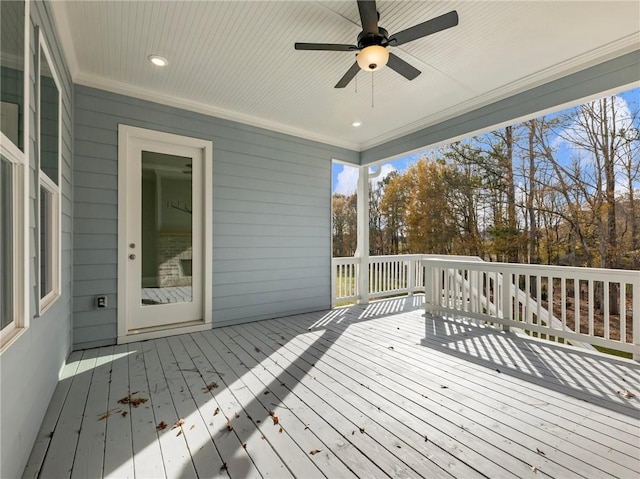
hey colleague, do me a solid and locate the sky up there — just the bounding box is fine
[332,86,639,195]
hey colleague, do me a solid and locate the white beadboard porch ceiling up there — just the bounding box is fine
[53,1,640,151]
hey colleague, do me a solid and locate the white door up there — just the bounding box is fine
[118,126,212,339]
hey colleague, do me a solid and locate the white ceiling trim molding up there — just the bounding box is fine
[48,0,79,79]
[74,72,360,152]
[360,34,640,150]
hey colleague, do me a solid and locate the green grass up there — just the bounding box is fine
[593,345,633,359]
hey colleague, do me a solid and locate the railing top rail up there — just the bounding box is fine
[421,257,640,280]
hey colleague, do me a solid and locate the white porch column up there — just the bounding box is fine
[355,165,381,304]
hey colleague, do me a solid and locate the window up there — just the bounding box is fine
[38,35,61,313]
[0,0,27,349]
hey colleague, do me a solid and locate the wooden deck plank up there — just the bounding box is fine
[191,330,325,479]
[155,337,227,478]
[176,333,263,479]
[39,348,100,478]
[251,318,530,479]
[369,309,640,439]
[341,303,640,436]
[24,297,640,479]
[71,346,114,479]
[103,344,135,479]
[127,342,166,479]
[140,339,198,478]
[198,329,361,479]
[270,315,633,478]
[189,331,296,478]
[217,325,474,479]
[320,308,640,466]
[304,306,640,475]
[22,351,82,479]
[186,332,366,479]
[203,327,392,479]
[22,350,83,479]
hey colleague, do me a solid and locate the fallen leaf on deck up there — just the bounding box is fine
[261,435,266,440]
[352,431,355,435]
[235,412,240,418]
[263,391,270,395]
[440,385,448,389]
[254,347,261,353]
[176,429,183,437]
[310,449,321,455]
[214,407,220,416]
[227,419,233,431]
[618,390,636,399]
[304,425,309,430]
[157,421,168,430]
[121,411,128,418]
[190,424,195,430]
[257,419,261,423]
[531,465,538,473]
[424,435,428,442]
[495,369,501,373]
[242,443,247,449]
[172,419,185,429]
[536,448,545,456]
[220,463,228,471]
[396,445,401,448]
[118,393,148,408]
[388,346,394,350]
[359,427,365,434]
[279,427,283,433]
[98,412,110,421]
[270,411,279,425]
[421,394,428,398]
[202,382,218,392]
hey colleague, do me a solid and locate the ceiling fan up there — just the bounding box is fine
[295,0,458,88]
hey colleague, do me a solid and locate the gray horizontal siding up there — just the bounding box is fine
[73,84,358,348]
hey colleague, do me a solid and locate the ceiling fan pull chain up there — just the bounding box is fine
[371,71,374,108]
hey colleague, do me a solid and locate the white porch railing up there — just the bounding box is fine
[332,254,640,359]
[423,257,640,360]
[332,255,425,305]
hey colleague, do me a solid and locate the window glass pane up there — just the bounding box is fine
[40,47,59,185]
[40,185,52,299]
[140,151,193,306]
[0,1,25,150]
[1,155,13,330]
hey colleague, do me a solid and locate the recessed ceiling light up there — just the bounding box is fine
[148,55,168,67]
[352,121,362,127]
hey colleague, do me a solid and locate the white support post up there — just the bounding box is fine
[407,258,415,296]
[633,276,640,362]
[355,165,382,304]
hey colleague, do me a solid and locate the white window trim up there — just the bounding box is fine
[1,0,30,352]
[37,30,62,315]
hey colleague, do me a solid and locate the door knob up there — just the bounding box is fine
[129,254,136,260]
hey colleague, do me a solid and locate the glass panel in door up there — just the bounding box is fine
[140,151,193,306]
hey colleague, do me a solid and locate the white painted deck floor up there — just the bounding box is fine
[24,296,640,479]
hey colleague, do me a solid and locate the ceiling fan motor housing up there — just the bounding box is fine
[357,27,389,49]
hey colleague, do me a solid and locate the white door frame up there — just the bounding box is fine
[117,125,212,343]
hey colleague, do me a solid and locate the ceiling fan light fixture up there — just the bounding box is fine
[357,45,389,72]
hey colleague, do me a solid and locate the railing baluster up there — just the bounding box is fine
[588,279,594,337]
[561,276,567,330]
[604,281,610,340]
[575,278,580,334]
[621,283,627,343]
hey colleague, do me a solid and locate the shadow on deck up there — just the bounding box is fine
[23,296,640,479]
